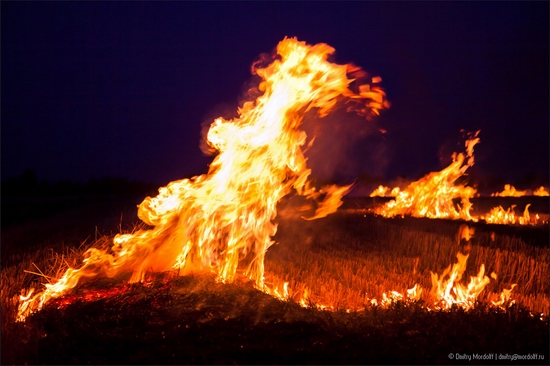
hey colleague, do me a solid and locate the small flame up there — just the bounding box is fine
[533,186,549,196]
[429,252,490,310]
[491,184,526,197]
[373,131,480,221]
[491,284,517,308]
[481,204,537,225]
[369,185,390,197]
[407,284,423,300]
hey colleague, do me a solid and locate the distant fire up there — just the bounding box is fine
[533,186,550,196]
[369,185,400,197]
[491,184,526,197]
[491,185,550,197]
[369,136,547,226]
[373,131,479,222]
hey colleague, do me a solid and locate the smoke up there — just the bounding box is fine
[198,55,271,157]
[199,45,390,186]
[300,106,386,185]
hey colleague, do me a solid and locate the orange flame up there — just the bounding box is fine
[533,186,549,196]
[370,133,546,226]
[373,131,480,221]
[481,204,538,225]
[369,185,400,197]
[369,185,390,197]
[17,37,389,321]
[491,184,526,197]
[15,39,527,321]
[429,252,491,310]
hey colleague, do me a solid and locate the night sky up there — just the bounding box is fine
[2,2,548,189]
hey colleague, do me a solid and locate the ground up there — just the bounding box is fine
[1,196,548,365]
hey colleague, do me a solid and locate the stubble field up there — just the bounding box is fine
[1,196,548,364]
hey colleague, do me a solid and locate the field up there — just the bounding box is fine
[2,196,549,364]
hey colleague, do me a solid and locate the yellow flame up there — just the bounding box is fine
[482,204,535,225]
[533,186,549,196]
[491,184,526,197]
[366,226,515,312]
[17,37,388,321]
[369,185,402,197]
[16,39,525,321]
[369,185,390,197]
[491,284,517,308]
[429,252,491,310]
[370,134,545,226]
[373,131,480,221]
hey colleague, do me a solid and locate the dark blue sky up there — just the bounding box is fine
[2,2,548,188]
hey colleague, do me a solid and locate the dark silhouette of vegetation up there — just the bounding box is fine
[1,169,158,226]
[2,168,158,198]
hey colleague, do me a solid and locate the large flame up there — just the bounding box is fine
[17,37,389,321]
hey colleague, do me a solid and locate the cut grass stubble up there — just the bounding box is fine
[2,209,549,364]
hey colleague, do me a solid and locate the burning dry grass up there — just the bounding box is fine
[3,269,549,365]
[267,213,549,315]
[2,203,548,364]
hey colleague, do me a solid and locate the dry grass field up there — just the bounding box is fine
[1,196,548,364]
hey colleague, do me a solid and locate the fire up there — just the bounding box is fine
[533,186,549,196]
[14,38,530,322]
[370,133,546,226]
[374,225,516,311]
[491,184,526,197]
[427,251,519,311]
[369,185,400,197]
[429,252,491,310]
[369,185,390,197]
[17,37,389,321]
[481,204,534,225]
[373,131,480,221]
